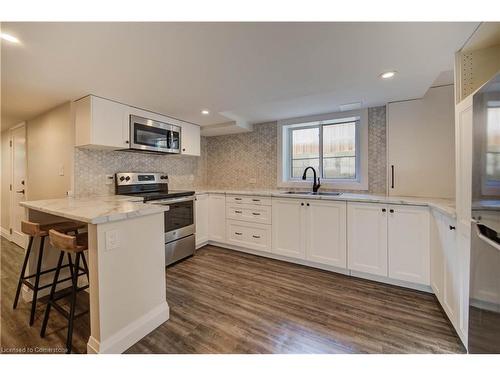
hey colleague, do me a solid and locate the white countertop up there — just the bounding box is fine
[195,189,456,218]
[20,195,169,224]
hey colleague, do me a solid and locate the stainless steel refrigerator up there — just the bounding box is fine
[469,72,500,353]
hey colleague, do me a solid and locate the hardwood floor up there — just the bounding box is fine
[1,237,466,354]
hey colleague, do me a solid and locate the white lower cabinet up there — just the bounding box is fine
[388,205,430,285]
[272,198,347,266]
[347,202,388,276]
[208,194,226,242]
[195,194,209,247]
[305,200,347,268]
[226,220,272,252]
[272,198,305,259]
[348,202,430,286]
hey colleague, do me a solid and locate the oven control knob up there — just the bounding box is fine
[119,176,125,181]
[125,176,131,181]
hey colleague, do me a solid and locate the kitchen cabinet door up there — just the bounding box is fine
[430,211,446,303]
[181,122,201,156]
[305,200,347,268]
[195,194,209,248]
[208,194,226,243]
[75,95,130,149]
[443,220,459,327]
[388,205,430,285]
[272,198,305,259]
[347,202,388,276]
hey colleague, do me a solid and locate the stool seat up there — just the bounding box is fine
[48,230,88,253]
[21,221,85,237]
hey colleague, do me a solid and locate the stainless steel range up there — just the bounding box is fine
[115,172,195,266]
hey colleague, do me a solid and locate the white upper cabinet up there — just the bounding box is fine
[75,95,201,155]
[388,205,430,285]
[347,202,388,277]
[208,194,226,243]
[272,198,305,259]
[180,122,201,156]
[75,95,129,149]
[305,200,347,268]
[195,194,209,248]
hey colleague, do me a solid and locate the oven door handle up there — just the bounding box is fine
[149,196,195,205]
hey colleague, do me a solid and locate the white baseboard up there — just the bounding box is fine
[87,301,170,354]
[1,227,11,241]
[204,240,431,293]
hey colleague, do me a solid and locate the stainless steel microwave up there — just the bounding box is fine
[129,115,181,154]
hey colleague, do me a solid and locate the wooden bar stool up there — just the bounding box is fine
[40,229,90,354]
[13,220,85,326]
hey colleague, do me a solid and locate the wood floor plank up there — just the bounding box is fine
[1,238,466,354]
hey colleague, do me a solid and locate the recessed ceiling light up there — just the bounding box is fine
[380,71,397,79]
[1,33,20,44]
[201,110,210,115]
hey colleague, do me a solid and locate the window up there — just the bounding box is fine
[279,110,368,190]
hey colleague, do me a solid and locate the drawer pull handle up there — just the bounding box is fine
[252,199,260,202]
[252,235,261,239]
[252,212,261,216]
[235,210,242,214]
[235,198,242,201]
[235,232,243,235]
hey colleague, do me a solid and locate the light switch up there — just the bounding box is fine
[105,230,120,250]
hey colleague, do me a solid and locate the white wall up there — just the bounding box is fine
[387,85,456,198]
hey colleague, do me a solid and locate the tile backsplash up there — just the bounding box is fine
[73,106,386,196]
[73,138,207,196]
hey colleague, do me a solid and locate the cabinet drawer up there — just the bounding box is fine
[226,220,271,252]
[226,204,272,224]
[226,195,271,206]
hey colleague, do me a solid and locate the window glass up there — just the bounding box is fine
[323,122,356,179]
[291,127,319,178]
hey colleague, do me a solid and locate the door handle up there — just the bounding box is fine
[16,189,25,194]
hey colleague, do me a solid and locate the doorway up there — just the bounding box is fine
[9,123,28,248]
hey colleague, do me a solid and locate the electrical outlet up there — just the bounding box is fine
[105,230,120,251]
[105,175,114,185]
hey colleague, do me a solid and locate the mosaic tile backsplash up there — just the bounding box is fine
[73,106,386,196]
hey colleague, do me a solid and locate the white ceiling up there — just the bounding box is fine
[1,22,478,130]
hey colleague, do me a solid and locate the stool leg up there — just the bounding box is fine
[81,252,90,283]
[29,236,45,326]
[40,251,64,338]
[67,253,74,280]
[66,252,80,354]
[13,236,34,309]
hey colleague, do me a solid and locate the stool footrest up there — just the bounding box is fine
[22,264,71,282]
[51,300,89,321]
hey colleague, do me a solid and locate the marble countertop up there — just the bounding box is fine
[195,189,456,218]
[20,195,169,224]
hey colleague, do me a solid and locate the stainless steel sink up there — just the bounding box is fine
[283,191,343,196]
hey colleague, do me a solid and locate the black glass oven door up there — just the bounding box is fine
[164,200,194,233]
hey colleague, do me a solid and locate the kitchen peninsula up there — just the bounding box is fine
[20,195,170,354]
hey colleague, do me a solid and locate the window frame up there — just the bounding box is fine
[278,109,368,190]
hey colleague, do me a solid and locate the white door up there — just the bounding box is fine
[305,200,347,268]
[195,194,209,247]
[430,211,446,303]
[208,194,226,242]
[347,202,388,276]
[388,205,430,285]
[443,222,459,326]
[180,122,201,156]
[10,124,28,248]
[272,198,305,259]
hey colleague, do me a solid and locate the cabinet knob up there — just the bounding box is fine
[382,208,386,212]
[449,225,456,230]
[301,202,304,206]
[306,203,310,206]
[182,148,186,152]
[125,140,129,144]
[389,209,394,213]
